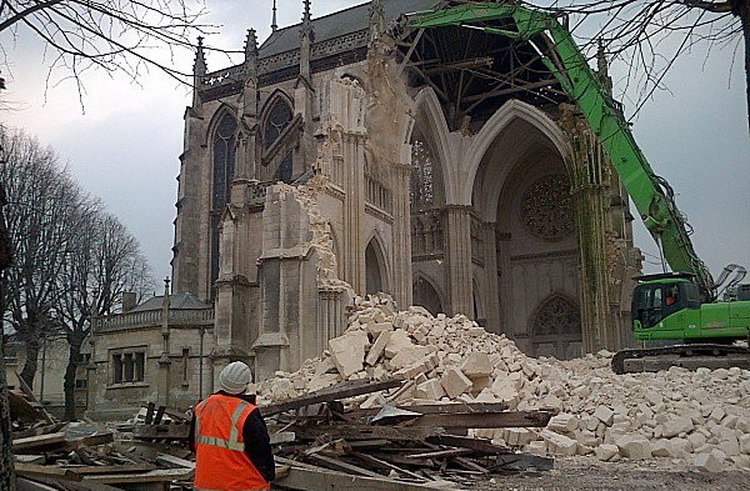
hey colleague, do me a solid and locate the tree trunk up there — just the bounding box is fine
[0,334,16,491]
[63,333,85,421]
[0,186,17,490]
[18,327,39,392]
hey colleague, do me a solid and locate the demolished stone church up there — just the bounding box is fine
[88,0,641,417]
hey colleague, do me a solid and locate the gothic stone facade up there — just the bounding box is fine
[168,0,641,385]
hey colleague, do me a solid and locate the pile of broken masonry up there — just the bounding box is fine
[257,294,750,473]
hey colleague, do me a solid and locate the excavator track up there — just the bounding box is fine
[611,344,750,374]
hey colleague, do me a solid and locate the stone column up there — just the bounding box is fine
[390,161,413,309]
[254,185,318,380]
[157,278,171,407]
[482,222,500,331]
[342,133,367,293]
[562,106,620,352]
[444,205,473,317]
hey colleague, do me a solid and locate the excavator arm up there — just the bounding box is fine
[405,3,716,299]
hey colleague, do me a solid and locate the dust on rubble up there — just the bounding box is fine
[256,292,750,474]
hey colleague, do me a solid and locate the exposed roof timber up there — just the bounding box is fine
[461,78,560,114]
[422,57,494,75]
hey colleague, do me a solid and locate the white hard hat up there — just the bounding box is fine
[219,361,253,395]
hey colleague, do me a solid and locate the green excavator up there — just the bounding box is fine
[403,2,750,373]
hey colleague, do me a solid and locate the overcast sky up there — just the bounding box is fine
[2,0,748,292]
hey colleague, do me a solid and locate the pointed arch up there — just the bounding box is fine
[473,277,485,324]
[365,232,390,295]
[260,89,294,149]
[413,273,444,317]
[461,99,570,206]
[203,103,237,146]
[528,293,582,359]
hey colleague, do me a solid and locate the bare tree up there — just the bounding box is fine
[0,127,92,390]
[0,0,212,97]
[555,0,749,128]
[57,212,152,420]
[0,181,15,491]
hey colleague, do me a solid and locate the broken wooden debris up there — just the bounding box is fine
[261,378,403,416]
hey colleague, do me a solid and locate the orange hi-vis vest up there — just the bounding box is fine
[193,394,270,491]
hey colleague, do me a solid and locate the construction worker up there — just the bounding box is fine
[189,361,275,490]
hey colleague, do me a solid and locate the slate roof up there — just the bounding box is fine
[130,292,210,312]
[259,0,439,58]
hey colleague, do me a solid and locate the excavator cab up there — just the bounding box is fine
[632,274,701,329]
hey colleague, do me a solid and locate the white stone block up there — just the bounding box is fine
[365,330,391,366]
[662,416,694,438]
[459,352,493,379]
[440,367,473,399]
[694,450,724,473]
[541,429,578,456]
[616,435,652,460]
[329,329,368,378]
[414,379,445,401]
[595,444,619,461]
[384,329,413,359]
[594,405,615,426]
[651,439,672,458]
[548,413,579,433]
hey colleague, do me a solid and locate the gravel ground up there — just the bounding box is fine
[471,456,749,490]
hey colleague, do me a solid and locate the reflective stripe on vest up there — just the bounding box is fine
[193,394,269,491]
[194,400,249,452]
[194,488,268,491]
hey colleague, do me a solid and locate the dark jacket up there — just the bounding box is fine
[188,391,275,483]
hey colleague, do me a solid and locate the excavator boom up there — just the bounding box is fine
[405,3,715,298]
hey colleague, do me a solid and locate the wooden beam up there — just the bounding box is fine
[292,424,445,442]
[424,435,512,454]
[406,410,552,429]
[13,432,67,452]
[15,463,82,482]
[274,464,445,491]
[66,464,157,476]
[83,468,193,484]
[351,402,509,419]
[132,423,190,441]
[307,454,384,479]
[260,379,402,417]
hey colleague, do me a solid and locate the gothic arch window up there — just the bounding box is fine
[212,112,237,209]
[413,275,443,316]
[532,295,581,337]
[209,111,237,297]
[520,174,574,240]
[410,140,434,209]
[365,237,387,295]
[263,97,293,149]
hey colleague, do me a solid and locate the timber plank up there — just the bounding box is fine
[406,410,552,429]
[66,464,156,476]
[13,432,68,453]
[292,424,445,441]
[351,402,509,418]
[83,468,193,484]
[425,435,513,454]
[15,463,83,482]
[273,464,449,491]
[261,379,402,416]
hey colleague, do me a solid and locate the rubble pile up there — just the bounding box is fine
[257,294,750,472]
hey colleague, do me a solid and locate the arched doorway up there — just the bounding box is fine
[530,294,582,359]
[365,238,387,295]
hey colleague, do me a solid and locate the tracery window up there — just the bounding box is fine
[212,113,237,209]
[210,112,237,296]
[532,295,580,337]
[264,99,293,148]
[521,174,574,240]
[410,140,434,208]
